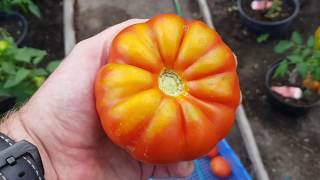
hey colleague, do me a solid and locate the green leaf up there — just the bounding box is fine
[291,31,303,45]
[32,50,46,65]
[11,0,23,5]
[46,60,61,73]
[3,68,30,88]
[1,62,15,74]
[297,63,308,77]
[292,46,301,55]
[307,36,315,48]
[302,48,311,58]
[13,68,31,84]
[14,48,46,64]
[3,76,16,89]
[10,0,40,18]
[274,40,293,53]
[27,0,41,18]
[14,48,33,63]
[9,81,36,103]
[314,50,320,59]
[273,60,288,78]
[34,68,48,76]
[288,55,303,63]
[256,34,269,43]
[313,68,320,81]
[0,87,10,96]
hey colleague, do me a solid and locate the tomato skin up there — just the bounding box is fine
[95,14,240,164]
[210,156,232,177]
[207,146,219,158]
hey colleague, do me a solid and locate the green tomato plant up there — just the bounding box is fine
[264,0,283,19]
[256,33,270,43]
[0,0,41,18]
[273,31,320,90]
[0,29,60,103]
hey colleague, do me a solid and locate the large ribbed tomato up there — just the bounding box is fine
[95,14,240,164]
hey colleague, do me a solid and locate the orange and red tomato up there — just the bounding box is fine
[95,14,241,164]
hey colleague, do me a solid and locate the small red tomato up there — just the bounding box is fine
[210,156,231,177]
[207,146,219,158]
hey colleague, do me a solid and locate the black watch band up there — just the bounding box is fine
[0,133,45,180]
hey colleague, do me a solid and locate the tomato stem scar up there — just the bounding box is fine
[158,69,184,96]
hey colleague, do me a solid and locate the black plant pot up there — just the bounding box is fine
[0,96,15,114]
[238,0,300,35]
[0,11,28,46]
[265,60,320,113]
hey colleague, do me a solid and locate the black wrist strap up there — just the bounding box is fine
[0,133,45,180]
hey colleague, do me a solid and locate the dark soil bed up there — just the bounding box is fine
[23,0,64,63]
[242,0,294,22]
[186,0,320,179]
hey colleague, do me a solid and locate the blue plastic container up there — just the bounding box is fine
[151,140,251,180]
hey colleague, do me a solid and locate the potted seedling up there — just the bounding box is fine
[238,0,300,35]
[265,30,320,112]
[0,30,60,113]
[0,0,40,45]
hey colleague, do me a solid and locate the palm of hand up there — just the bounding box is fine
[19,20,193,180]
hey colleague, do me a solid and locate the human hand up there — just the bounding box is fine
[0,19,194,180]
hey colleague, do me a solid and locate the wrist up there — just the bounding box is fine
[0,110,56,179]
[0,111,32,146]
